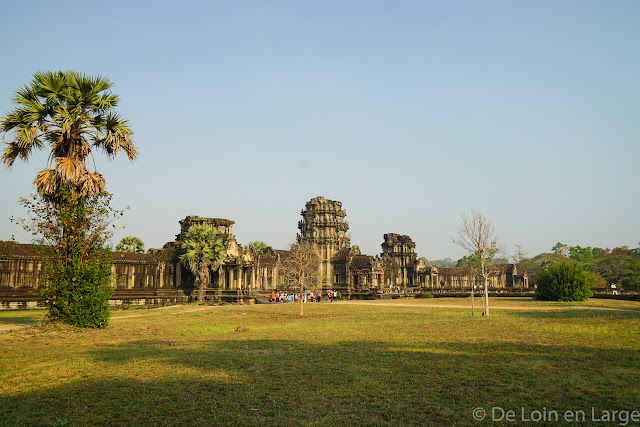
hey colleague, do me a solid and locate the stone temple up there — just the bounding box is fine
[0,196,529,308]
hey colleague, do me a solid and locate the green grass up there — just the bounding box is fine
[1,298,639,426]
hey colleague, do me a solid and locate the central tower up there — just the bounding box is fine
[297,196,350,289]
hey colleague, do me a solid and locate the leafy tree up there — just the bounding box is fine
[568,245,595,265]
[180,225,225,302]
[115,236,144,253]
[248,241,268,254]
[279,241,321,316]
[591,255,640,288]
[1,70,136,202]
[451,211,503,316]
[535,262,593,301]
[14,191,121,327]
[456,254,480,269]
[610,246,629,256]
[516,253,574,285]
[552,242,569,256]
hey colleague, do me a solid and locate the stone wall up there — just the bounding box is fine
[0,241,187,310]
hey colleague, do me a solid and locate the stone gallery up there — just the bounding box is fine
[0,197,528,309]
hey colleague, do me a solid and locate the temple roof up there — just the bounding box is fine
[258,254,277,267]
[350,255,375,269]
[383,233,415,245]
[0,241,38,257]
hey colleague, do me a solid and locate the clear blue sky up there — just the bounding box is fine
[1,0,639,260]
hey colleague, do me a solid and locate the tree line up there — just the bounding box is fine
[516,242,640,289]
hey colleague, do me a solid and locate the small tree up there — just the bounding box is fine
[552,242,569,257]
[279,241,321,316]
[451,211,502,317]
[535,262,593,301]
[512,244,527,264]
[116,236,144,253]
[180,225,225,302]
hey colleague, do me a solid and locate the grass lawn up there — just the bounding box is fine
[1,298,639,426]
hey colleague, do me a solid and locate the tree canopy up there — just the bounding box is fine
[115,236,144,254]
[1,70,136,201]
[248,241,268,254]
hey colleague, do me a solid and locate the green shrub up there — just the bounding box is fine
[18,191,119,328]
[40,245,113,328]
[417,292,434,299]
[534,262,593,301]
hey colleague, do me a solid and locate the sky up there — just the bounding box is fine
[0,0,639,261]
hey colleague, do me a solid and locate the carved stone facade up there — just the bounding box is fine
[166,216,278,299]
[0,196,530,309]
[381,233,417,288]
[297,196,350,289]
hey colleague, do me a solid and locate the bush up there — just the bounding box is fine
[417,292,434,299]
[534,262,593,302]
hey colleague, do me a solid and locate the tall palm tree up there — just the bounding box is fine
[180,225,225,302]
[1,70,137,201]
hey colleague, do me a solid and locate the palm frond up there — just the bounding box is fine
[94,112,136,161]
[55,156,83,181]
[2,70,135,198]
[79,171,105,197]
[34,168,59,195]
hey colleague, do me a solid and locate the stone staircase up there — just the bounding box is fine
[251,293,272,304]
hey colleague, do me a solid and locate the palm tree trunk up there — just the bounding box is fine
[197,270,206,302]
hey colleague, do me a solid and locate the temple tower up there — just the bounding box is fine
[297,196,350,289]
[381,233,417,288]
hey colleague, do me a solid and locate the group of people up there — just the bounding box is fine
[269,290,340,303]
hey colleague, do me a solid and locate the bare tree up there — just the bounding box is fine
[279,241,321,316]
[512,244,527,264]
[451,212,502,317]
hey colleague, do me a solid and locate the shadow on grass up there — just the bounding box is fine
[0,312,46,328]
[2,337,639,426]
